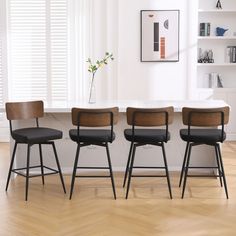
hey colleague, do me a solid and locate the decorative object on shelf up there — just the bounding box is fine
[199,23,210,36]
[216,0,222,9]
[208,50,214,62]
[198,48,203,62]
[87,52,114,103]
[216,27,228,36]
[226,46,236,63]
[140,10,179,62]
[198,49,214,63]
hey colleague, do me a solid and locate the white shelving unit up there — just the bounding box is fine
[196,0,236,140]
[197,0,236,89]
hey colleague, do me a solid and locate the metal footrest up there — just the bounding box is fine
[75,175,111,178]
[133,166,166,169]
[76,167,109,169]
[187,173,222,178]
[187,166,219,169]
[185,166,222,178]
[11,165,59,178]
[75,166,111,178]
[131,174,167,178]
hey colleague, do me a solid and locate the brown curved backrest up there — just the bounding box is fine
[126,107,174,127]
[71,107,119,127]
[5,101,44,120]
[182,106,230,126]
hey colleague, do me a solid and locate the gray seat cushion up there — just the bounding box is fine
[69,129,115,143]
[180,129,226,143]
[12,127,62,143]
[124,129,170,143]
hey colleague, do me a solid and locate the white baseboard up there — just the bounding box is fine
[0,127,9,142]
[226,134,236,141]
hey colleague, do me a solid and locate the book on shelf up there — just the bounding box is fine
[199,23,210,36]
[208,73,223,88]
[226,46,236,63]
[217,75,224,88]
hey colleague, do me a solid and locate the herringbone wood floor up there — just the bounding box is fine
[0,142,236,235]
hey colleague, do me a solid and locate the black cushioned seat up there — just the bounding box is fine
[124,129,170,143]
[123,107,174,199]
[69,129,115,143]
[179,107,230,199]
[5,100,66,201]
[69,107,118,200]
[180,129,226,143]
[12,127,62,143]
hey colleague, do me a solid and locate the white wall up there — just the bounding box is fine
[74,0,192,101]
[92,0,119,101]
[117,0,189,100]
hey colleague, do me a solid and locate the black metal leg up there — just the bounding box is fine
[105,143,116,200]
[214,145,223,187]
[179,142,189,187]
[69,144,80,200]
[39,144,45,185]
[6,142,17,191]
[161,143,172,199]
[25,144,31,201]
[181,144,192,199]
[123,142,133,188]
[217,144,229,199]
[52,142,66,194]
[126,144,136,199]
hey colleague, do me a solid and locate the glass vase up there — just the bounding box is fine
[88,79,96,104]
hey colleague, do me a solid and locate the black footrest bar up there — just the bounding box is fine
[76,167,109,169]
[11,165,59,178]
[75,175,111,178]
[132,175,167,178]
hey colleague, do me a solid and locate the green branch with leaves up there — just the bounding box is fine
[87,52,114,77]
[87,52,114,103]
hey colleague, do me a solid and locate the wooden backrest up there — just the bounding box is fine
[71,107,119,127]
[182,106,230,126]
[126,107,174,126]
[5,100,44,120]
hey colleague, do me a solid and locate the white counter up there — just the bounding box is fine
[43,99,228,113]
[11,100,229,173]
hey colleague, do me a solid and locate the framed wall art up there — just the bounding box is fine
[141,10,180,62]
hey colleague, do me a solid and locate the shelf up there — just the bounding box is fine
[197,88,213,91]
[197,88,236,92]
[198,36,236,40]
[198,9,236,13]
[214,87,236,92]
[197,63,236,67]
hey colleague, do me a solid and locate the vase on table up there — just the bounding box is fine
[87,52,114,104]
[88,75,96,104]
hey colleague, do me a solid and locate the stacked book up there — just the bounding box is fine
[226,46,236,63]
[199,23,210,36]
[208,73,224,88]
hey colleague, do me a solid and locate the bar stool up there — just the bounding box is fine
[5,100,66,201]
[123,107,174,199]
[69,107,118,199]
[179,106,230,198]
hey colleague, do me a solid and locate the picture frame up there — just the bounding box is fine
[141,10,180,62]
